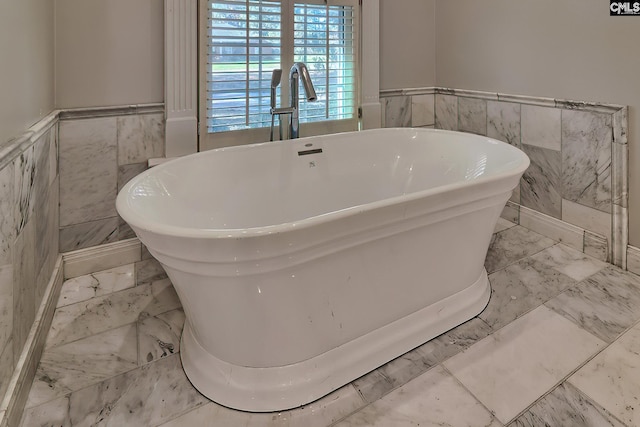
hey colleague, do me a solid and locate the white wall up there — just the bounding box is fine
[0,1,55,144]
[55,0,164,108]
[379,0,435,90]
[435,0,640,246]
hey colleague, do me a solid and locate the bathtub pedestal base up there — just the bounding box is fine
[180,268,491,412]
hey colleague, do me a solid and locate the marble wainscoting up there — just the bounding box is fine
[21,218,640,426]
[380,87,628,269]
[0,113,61,427]
[58,104,165,252]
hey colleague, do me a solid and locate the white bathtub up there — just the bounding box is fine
[116,128,529,412]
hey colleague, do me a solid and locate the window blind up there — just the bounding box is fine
[294,3,356,123]
[207,0,282,133]
[206,0,357,134]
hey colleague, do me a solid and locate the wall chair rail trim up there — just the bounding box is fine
[0,110,58,171]
[380,87,626,114]
[58,103,165,121]
[0,103,166,170]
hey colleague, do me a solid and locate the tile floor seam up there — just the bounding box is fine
[45,284,178,351]
[357,357,440,405]
[503,379,582,425]
[24,352,189,420]
[152,400,211,427]
[323,384,371,427]
[352,381,368,404]
[441,306,609,425]
[333,357,484,426]
[26,316,183,410]
[483,244,615,337]
[133,261,138,285]
[543,274,640,347]
[501,328,623,426]
[562,309,640,407]
[55,273,101,310]
[52,305,181,353]
[23,361,144,412]
[505,375,630,427]
[97,360,141,420]
[44,304,181,354]
[54,276,153,312]
[45,315,137,351]
[476,316,493,332]
[552,257,612,285]
[481,283,575,336]
[487,239,559,275]
[63,258,159,289]
[135,320,140,368]
[439,362,502,424]
[562,381,631,427]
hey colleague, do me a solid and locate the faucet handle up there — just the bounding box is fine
[271,69,283,87]
[270,69,282,110]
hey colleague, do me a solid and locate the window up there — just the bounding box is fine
[200,0,359,149]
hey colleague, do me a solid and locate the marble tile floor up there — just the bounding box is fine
[18,218,640,426]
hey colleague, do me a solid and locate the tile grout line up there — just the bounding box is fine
[24,319,185,413]
[328,381,402,427]
[498,336,618,426]
[44,300,179,352]
[486,233,558,275]
[135,318,140,368]
[565,311,640,411]
[151,393,211,427]
[484,247,609,339]
[562,382,631,427]
[439,310,606,426]
[23,359,141,412]
[497,307,640,426]
[54,266,137,310]
[439,363,502,424]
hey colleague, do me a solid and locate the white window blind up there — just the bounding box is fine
[294,3,356,124]
[207,0,282,133]
[205,0,358,136]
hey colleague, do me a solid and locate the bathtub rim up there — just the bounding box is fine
[116,128,529,240]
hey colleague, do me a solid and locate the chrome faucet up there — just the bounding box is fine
[269,69,284,141]
[269,62,317,140]
[288,62,317,139]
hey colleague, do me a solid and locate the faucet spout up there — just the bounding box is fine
[288,62,317,139]
[290,62,317,102]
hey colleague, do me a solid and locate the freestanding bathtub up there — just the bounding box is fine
[116,128,529,412]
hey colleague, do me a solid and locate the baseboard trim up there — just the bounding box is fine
[0,256,64,427]
[63,238,142,279]
[501,202,612,264]
[627,245,640,276]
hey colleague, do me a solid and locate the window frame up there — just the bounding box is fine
[199,0,361,150]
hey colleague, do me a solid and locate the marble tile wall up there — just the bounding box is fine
[380,87,628,268]
[0,117,60,410]
[58,105,165,252]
